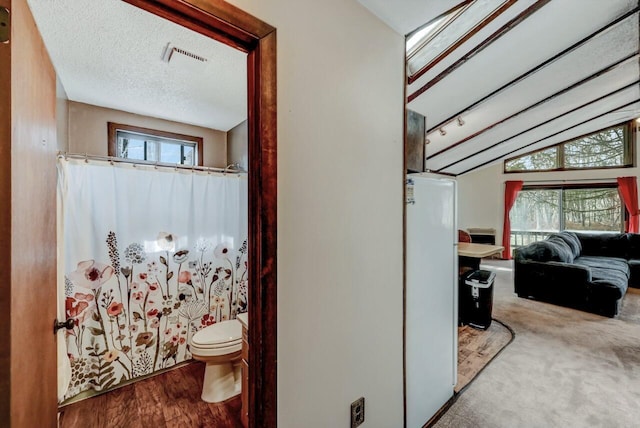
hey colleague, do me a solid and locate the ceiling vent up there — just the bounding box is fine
[161,43,208,64]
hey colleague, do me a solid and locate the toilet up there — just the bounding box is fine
[190,319,243,403]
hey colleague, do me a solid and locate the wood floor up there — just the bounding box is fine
[58,362,243,428]
[455,320,513,393]
[59,323,512,427]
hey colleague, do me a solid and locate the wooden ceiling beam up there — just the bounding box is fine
[434,79,640,172]
[428,53,639,160]
[452,98,640,175]
[418,5,640,135]
[407,0,518,85]
[407,0,552,103]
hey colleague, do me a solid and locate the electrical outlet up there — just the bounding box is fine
[351,397,365,428]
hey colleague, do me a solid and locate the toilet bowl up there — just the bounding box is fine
[190,319,243,403]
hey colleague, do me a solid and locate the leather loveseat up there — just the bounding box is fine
[514,231,640,317]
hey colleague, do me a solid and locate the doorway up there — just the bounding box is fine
[1,1,276,426]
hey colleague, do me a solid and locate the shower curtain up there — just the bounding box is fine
[57,157,248,402]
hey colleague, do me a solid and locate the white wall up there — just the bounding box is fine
[66,101,228,168]
[458,124,640,247]
[227,120,248,170]
[226,0,405,427]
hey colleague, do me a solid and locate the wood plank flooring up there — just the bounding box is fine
[59,323,512,427]
[455,321,513,393]
[58,362,243,428]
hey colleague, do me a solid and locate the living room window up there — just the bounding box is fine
[510,184,623,251]
[504,121,635,173]
[107,122,203,166]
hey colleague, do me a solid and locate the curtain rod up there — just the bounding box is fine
[58,152,245,174]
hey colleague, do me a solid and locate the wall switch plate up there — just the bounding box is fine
[351,397,365,427]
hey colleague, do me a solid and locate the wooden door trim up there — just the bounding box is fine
[0,0,11,422]
[123,2,277,427]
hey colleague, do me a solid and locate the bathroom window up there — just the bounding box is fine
[108,122,203,166]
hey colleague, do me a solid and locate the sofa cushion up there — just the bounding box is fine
[518,238,574,263]
[626,234,640,260]
[575,233,629,258]
[549,231,582,259]
[628,259,640,288]
[573,256,630,278]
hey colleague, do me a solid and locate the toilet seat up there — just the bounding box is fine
[191,319,242,357]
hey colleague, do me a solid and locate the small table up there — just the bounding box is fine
[458,243,504,271]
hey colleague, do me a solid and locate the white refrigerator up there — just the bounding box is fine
[405,173,458,428]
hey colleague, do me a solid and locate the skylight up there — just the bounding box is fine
[406,15,449,54]
[405,0,508,79]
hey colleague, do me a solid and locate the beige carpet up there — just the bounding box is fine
[434,260,640,428]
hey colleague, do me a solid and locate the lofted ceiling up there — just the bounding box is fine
[27,0,247,132]
[359,0,640,176]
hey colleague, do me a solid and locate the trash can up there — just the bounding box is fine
[459,269,495,330]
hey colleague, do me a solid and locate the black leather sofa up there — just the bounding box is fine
[514,231,640,317]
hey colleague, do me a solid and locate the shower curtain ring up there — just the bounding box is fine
[84,153,88,163]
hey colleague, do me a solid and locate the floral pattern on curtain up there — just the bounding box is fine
[58,158,247,402]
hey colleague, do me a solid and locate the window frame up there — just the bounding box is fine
[503,120,636,174]
[514,182,624,233]
[406,0,515,84]
[107,122,204,166]
[405,2,469,60]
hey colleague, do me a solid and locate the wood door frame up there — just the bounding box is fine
[122,1,277,427]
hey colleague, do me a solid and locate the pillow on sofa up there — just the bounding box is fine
[547,237,575,263]
[549,231,582,259]
[626,233,640,260]
[576,233,629,258]
[517,238,574,263]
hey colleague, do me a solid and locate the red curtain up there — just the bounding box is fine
[502,181,524,259]
[617,176,639,233]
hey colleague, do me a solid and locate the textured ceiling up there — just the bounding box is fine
[27,0,247,132]
[359,0,640,175]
